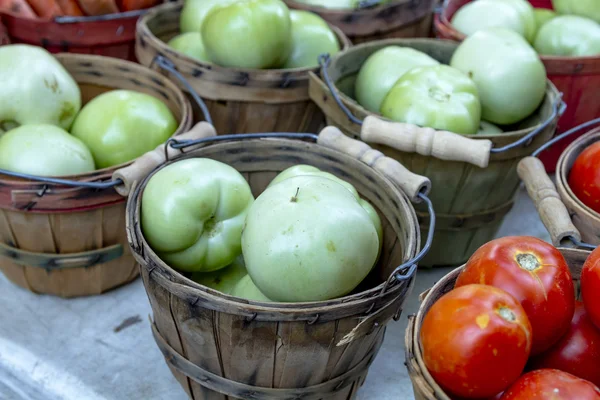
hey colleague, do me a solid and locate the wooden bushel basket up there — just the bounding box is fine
[134,1,352,135]
[434,0,600,172]
[309,38,561,267]
[284,0,436,44]
[0,53,193,298]
[118,124,430,399]
[404,246,590,399]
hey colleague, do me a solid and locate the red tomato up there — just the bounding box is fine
[568,141,600,214]
[455,236,575,355]
[420,284,532,399]
[116,0,160,12]
[529,302,600,387]
[499,369,600,400]
[582,246,600,330]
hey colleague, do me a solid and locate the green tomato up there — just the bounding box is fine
[552,0,600,24]
[451,0,527,39]
[167,33,210,62]
[142,158,254,273]
[242,175,380,302]
[191,255,247,294]
[230,275,272,301]
[450,28,547,125]
[477,120,504,135]
[179,0,238,33]
[201,0,292,69]
[70,90,177,169]
[0,124,94,176]
[534,16,600,56]
[380,65,481,135]
[492,0,537,43]
[282,10,340,69]
[533,8,557,33]
[0,45,81,132]
[355,46,440,113]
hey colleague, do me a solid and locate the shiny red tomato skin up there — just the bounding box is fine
[569,142,600,214]
[455,236,575,355]
[529,302,600,387]
[420,284,533,399]
[582,247,600,330]
[499,369,600,400]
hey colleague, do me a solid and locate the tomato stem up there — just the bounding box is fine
[516,253,541,271]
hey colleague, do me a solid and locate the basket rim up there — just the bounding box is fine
[126,136,421,318]
[0,52,192,188]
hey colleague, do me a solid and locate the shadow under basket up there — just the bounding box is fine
[135,1,352,135]
[0,53,193,298]
[309,38,561,267]
[126,136,420,399]
[404,247,589,399]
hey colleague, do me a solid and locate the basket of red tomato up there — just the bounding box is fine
[406,236,600,399]
[0,0,168,61]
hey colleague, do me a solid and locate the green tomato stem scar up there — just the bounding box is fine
[290,187,300,203]
[497,307,516,323]
[429,87,451,103]
[516,253,540,271]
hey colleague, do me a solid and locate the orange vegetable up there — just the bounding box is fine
[117,0,160,12]
[57,0,84,16]
[76,0,119,15]
[0,0,37,18]
[25,0,63,18]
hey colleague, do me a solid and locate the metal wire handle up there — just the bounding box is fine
[318,53,567,155]
[357,0,385,8]
[54,8,148,24]
[151,55,214,126]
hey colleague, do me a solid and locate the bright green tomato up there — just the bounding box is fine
[282,10,340,69]
[355,46,440,113]
[534,16,600,56]
[179,0,238,33]
[242,175,380,302]
[141,158,254,273]
[167,33,210,62]
[450,28,547,125]
[492,0,537,43]
[451,0,527,39]
[230,275,272,301]
[552,0,600,24]
[70,90,177,169]
[533,8,557,33]
[0,124,94,176]
[201,0,292,69]
[380,65,481,135]
[0,45,81,132]
[477,120,504,135]
[191,255,247,294]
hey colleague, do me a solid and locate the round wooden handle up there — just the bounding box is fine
[316,126,432,202]
[113,122,217,197]
[361,116,492,168]
[517,156,581,246]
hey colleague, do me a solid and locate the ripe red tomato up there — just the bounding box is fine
[455,236,575,355]
[420,284,532,399]
[529,302,600,387]
[499,369,600,400]
[582,246,600,330]
[568,141,600,214]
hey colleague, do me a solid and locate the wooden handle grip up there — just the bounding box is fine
[361,116,492,168]
[517,156,581,246]
[316,126,431,202]
[113,122,217,197]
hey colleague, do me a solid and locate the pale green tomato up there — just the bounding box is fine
[0,124,94,176]
[230,275,272,301]
[291,0,359,9]
[552,0,600,24]
[534,16,600,56]
[450,28,547,125]
[179,0,238,33]
[477,120,504,135]
[242,175,380,302]
[451,0,527,38]
[142,158,254,273]
[267,164,383,247]
[380,65,481,135]
[0,45,81,132]
[355,46,440,113]
[191,255,247,294]
[167,33,210,62]
[533,8,557,33]
[70,90,178,169]
[282,10,340,69]
[201,0,292,69]
[492,0,537,43]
